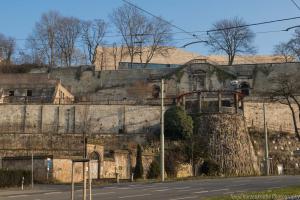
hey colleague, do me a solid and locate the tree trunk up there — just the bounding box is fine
[291,96,300,122]
[287,98,300,140]
[228,55,234,66]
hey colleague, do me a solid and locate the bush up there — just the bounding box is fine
[133,145,144,179]
[200,160,220,176]
[0,64,44,73]
[165,106,193,140]
[147,159,160,179]
[0,169,31,187]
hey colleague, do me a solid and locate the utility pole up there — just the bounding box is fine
[160,79,165,182]
[263,103,270,176]
[31,151,34,188]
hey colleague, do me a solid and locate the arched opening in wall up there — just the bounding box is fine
[152,85,161,99]
[89,151,100,179]
[240,82,250,96]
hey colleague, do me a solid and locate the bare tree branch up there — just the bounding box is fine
[111,4,172,68]
[81,19,107,65]
[207,17,256,65]
[269,73,300,140]
[0,33,16,64]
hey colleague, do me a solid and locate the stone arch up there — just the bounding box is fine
[240,82,250,96]
[89,151,101,179]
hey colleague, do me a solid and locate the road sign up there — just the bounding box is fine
[293,149,300,156]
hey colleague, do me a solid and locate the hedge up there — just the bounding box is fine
[0,169,31,187]
[147,159,160,179]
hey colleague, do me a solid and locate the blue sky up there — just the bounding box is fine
[0,0,300,55]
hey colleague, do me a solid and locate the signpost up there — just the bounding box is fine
[71,159,92,200]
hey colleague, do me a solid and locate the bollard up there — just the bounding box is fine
[21,176,24,191]
[131,173,134,182]
[116,172,119,184]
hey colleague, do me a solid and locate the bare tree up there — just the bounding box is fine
[273,42,295,62]
[0,33,16,64]
[273,28,300,62]
[28,11,61,66]
[207,17,256,65]
[111,43,118,70]
[55,16,81,67]
[25,34,48,64]
[110,43,127,70]
[137,17,172,67]
[284,28,300,61]
[269,73,300,140]
[111,4,172,68]
[81,19,107,65]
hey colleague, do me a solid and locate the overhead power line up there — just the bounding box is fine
[284,25,300,31]
[121,0,201,40]
[290,0,300,10]
[207,16,300,33]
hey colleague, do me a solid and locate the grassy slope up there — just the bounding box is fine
[205,185,300,200]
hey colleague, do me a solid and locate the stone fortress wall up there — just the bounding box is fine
[244,101,300,134]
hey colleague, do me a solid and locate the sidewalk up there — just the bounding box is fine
[0,184,70,197]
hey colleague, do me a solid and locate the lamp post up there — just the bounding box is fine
[263,103,270,176]
[161,79,165,182]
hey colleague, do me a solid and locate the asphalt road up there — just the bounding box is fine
[0,176,300,200]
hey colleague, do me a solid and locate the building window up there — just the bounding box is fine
[27,90,32,97]
[8,90,14,96]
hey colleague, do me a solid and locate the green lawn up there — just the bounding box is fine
[205,185,300,200]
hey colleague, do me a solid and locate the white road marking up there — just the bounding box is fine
[118,187,130,190]
[230,183,248,187]
[234,190,247,193]
[209,188,229,192]
[194,190,209,194]
[7,194,29,198]
[174,187,190,190]
[104,186,117,189]
[142,186,168,190]
[155,188,170,192]
[169,196,198,200]
[119,194,151,199]
[93,191,116,196]
[44,191,62,195]
[194,188,229,194]
[178,189,197,192]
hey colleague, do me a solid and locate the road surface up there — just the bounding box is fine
[0,176,299,200]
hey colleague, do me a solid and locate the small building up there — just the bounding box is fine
[0,74,74,104]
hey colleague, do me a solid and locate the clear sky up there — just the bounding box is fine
[0,0,300,56]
